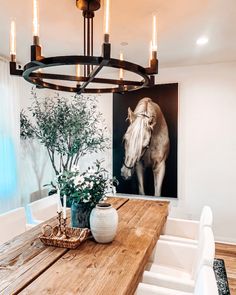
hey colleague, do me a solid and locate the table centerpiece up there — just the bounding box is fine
[57,160,117,228]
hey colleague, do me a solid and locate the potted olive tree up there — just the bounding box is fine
[21,90,109,198]
[21,91,109,173]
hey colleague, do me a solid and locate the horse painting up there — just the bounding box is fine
[121,97,169,197]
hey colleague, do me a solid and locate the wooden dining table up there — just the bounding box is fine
[0,197,169,295]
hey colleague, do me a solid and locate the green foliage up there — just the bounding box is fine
[20,111,35,140]
[20,90,109,175]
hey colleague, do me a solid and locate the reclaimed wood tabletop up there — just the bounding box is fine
[0,197,169,295]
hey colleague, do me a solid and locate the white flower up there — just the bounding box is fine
[74,175,84,185]
[83,198,90,203]
[88,182,93,189]
[87,193,91,200]
[85,181,93,189]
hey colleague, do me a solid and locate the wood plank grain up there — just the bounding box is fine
[0,197,128,295]
[106,196,129,210]
[19,199,169,295]
[0,215,68,295]
[216,242,236,257]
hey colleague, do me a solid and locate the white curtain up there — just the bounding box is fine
[0,58,23,213]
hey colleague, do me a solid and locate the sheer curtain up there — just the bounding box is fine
[0,57,23,213]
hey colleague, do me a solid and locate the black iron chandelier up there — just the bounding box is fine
[9,0,158,94]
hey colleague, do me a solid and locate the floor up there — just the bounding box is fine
[216,243,236,295]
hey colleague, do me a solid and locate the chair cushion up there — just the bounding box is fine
[143,264,195,292]
[27,194,59,222]
[0,207,27,244]
[136,282,192,295]
[149,263,193,281]
[160,234,198,245]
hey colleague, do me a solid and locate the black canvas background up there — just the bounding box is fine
[113,83,178,198]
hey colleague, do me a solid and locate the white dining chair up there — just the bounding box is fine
[30,188,48,203]
[27,194,59,224]
[143,227,215,292]
[160,206,213,245]
[0,207,34,245]
[136,265,218,295]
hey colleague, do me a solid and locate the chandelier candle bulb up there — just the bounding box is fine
[149,40,153,65]
[152,14,157,52]
[76,64,81,87]
[119,52,124,80]
[76,64,81,77]
[57,201,62,214]
[10,20,16,61]
[63,195,67,219]
[57,190,62,213]
[103,0,110,42]
[33,0,39,44]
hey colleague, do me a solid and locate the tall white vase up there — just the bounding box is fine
[90,203,118,243]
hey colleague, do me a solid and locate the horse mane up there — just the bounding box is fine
[124,98,154,161]
[124,116,147,161]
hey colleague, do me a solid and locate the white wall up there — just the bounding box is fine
[157,62,236,243]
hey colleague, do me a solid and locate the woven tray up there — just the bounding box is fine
[39,227,90,249]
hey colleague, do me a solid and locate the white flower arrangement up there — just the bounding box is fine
[57,160,118,206]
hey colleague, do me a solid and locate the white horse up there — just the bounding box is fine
[121,97,169,197]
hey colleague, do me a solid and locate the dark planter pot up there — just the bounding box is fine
[71,201,93,228]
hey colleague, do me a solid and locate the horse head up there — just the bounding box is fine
[121,104,156,180]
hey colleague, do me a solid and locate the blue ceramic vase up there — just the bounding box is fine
[71,201,93,228]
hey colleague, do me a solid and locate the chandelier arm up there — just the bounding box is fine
[145,51,158,75]
[31,44,44,61]
[22,55,102,85]
[9,61,23,76]
[78,59,110,94]
[21,55,154,93]
[107,58,152,87]
[33,79,144,94]
[30,72,143,86]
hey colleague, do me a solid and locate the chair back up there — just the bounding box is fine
[192,227,215,280]
[30,188,48,203]
[27,194,59,223]
[194,265,218,295]
[199,206,213,227]
[0,207,27,244]
[197,206,213,239]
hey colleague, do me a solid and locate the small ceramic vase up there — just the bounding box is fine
[71,201,93,228]
[90,203,118,243]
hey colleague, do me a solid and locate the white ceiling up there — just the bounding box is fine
[0,0,236,68]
